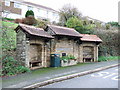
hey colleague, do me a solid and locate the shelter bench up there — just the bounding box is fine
[29,60,42,68]
[83,58,94,62]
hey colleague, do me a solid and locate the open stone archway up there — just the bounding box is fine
[29,43,43,68]
[83,46,94,62]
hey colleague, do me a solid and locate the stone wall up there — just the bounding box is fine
[16,29,27,66]
[51,37,79,60]
[50,37,98,63]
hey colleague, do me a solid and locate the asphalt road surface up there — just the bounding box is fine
[40,67,119,88]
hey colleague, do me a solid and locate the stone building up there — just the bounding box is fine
[15,24,102,69]
[79,34,102,62]
[45,25,82,60]
[15,24,53,69]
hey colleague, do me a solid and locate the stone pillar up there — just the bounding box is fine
[96,45,99,61]
[25,40,30,68]
[79,45,83,63]
[93,45,99,62]
[93,46,96,62]
[43,44,47,67]
[46,42,51,67]
[41,44,44,67]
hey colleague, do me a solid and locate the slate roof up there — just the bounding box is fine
[15,24,53,39]
[80,34,102,42]
[47,25,82,38]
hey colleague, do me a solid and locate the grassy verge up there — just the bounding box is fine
[98,56,119,62]
[32,63,89,75]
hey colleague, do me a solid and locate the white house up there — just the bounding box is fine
[2,0,59,23]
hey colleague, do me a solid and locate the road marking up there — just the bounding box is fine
[91,68,119,81]
[115,68,120,71]
[103,73,117,78]
[91,72,109,77]
[111,75,120,80]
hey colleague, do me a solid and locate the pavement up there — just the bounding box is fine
[2,60,119,89]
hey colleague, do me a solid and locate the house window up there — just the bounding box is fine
[14,3,21,8]
[37,8,41,12]
[5,0,10,6]
[28,6,33,10]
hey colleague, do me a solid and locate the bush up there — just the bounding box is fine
[23,16,37,25]
[98,56,118,62]
[36,19,49,29]
[25,10,34,18]
[2,56,30,76]
[60,55,76,62]
[93,29,119,56]
[14,18,23,23]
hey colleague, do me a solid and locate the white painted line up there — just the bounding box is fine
[111,75,120,80]
[103,73,117,79]
[91,72,109,77]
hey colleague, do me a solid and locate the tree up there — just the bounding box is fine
[66,17,94,34]
[59,4,82,26]
[23,10,37,25]
[25,10,34,18]
[105,24,110,30]
[66,16,83,28]
[107,22,119,27]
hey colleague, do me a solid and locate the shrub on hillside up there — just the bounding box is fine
[2,56,30,76]
[14,18,24,23]
[36,19,50,29]
[93,30,119,56]
[22,16,37,25]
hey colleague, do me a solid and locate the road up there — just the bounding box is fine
[40,67,119,88]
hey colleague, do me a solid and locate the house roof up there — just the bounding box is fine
[47,25,82,38]
[15,24,53,39]
[80,34,102,42]
[9,0,57,12]
[22,1,57,12]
